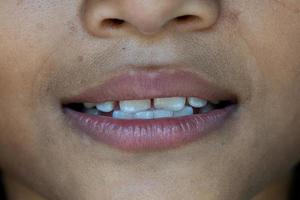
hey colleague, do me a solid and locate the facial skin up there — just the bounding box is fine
[0,0,300,200]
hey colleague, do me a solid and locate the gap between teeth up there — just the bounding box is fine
[83,97,219,119]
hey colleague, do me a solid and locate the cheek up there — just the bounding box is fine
[228,0,300,167]
[272,0,300,12]
[235,0,300,89]
[0,71,36,164]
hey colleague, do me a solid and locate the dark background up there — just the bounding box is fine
[289,162,300,200]
[0,171,6,200]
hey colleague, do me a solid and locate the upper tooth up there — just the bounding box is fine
[83,103,97,109]
[134,111,154,119]
[188,97,207,108]
[119,99,151,113]
[96,101,115,112]
[112,110,134,119]
[153,109,173,118]
[154,97,186,111]
[173,106,193,117]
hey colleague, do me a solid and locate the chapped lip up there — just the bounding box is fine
[62,68,238,152]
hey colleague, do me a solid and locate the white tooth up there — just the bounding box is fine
[201,105,214,113]
[173,106,193,117]
[153,109,173,119]
[119,99,151,113]
[188,97,207,108]
[112,110,134,119]
[154,97,186,111]
[96,101,114,113]
[134,111,154,119]
[83,103,97,109]
[85,108,99,115]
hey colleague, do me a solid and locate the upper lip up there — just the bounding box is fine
[62,67,237,104]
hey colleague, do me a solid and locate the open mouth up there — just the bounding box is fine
[65,98,234,119]
[62,69,238,152]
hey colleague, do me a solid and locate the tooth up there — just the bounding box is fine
[119,99,151,113]
[85,108,99,115]
[201,105,214,113]
[154,97,186,111]
[188,97,207,108]
[134,111,154,119]
[96,101,115,113]
[83,103,97,109]
[173,106,193,117]
[153,109,173,119]
[112,110,134,119]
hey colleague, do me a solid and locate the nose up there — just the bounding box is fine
[83,0,220,37]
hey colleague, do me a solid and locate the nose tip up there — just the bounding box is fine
[83,0,220,37]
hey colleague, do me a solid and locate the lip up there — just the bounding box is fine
[62,69,236,103]
[63,69,238,152]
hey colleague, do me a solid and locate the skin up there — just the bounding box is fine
[0,0,300,199]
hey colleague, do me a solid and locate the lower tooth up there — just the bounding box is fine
[85,108,99,115]
[153,110,173,119]
[112,110,134,119]
[173,106,193,117]
[201,105,214,113]
[134,111,154,119]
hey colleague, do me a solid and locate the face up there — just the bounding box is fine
[0,0,300,199]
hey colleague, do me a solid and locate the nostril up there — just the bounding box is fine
[175,15,202,23]
[83,0,220,37]
[101,18,126,29]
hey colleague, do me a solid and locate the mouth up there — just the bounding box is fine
[62,69,238,152]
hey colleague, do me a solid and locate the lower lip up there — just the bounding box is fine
[64,106,236,152]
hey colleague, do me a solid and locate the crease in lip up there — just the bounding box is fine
[62,69,237,104]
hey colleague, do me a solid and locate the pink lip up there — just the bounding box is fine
[63,69,237,152]
[63,69,235,103]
